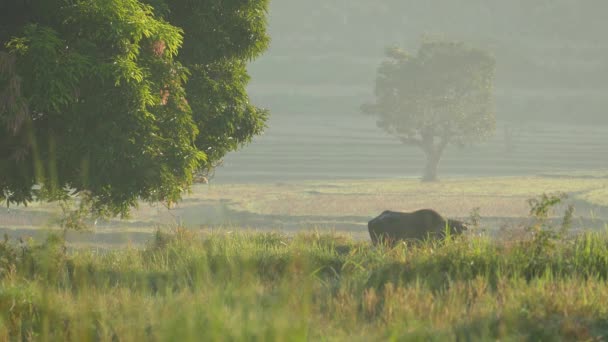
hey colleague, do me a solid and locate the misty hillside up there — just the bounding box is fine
[215,1,608,182]
[248,1,608,123]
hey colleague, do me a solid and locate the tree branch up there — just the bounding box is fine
[399,137,423,147]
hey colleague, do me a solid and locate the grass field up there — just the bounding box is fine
[3,227,608,341]
[1,176,608,340]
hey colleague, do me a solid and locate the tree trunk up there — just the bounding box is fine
[418,129,448,182]
[422,150,441,182]
[420,131,448,182]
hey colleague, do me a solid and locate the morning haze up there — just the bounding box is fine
[196,1,608,243]
[219,0,608,183]
[2,1,608,339]
[2,0,608,243]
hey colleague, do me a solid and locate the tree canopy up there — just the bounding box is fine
[0,0,270,217]
[362,40,496,181]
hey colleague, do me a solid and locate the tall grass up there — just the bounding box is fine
[2,228,608,341]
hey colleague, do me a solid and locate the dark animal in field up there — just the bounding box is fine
[368,209,468,245]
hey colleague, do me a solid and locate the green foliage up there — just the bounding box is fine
[56,192,96,231]
[363,39,496,181]
[525,192,575,258]
[0,0,270,219]
[149,0,270,177]
[468,206,482,228]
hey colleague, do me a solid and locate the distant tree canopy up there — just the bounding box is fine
[363,40,496,181]
[0,0,269,217]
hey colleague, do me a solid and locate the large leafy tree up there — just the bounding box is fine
[0,0,269,218]
[362,40,496,181]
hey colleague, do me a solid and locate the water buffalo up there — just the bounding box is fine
[368,209,468,245]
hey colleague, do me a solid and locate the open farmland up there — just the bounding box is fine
[214,113,608,183]
[1,175,607,249]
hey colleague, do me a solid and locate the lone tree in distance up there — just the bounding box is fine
[362,40,496,181]
[0,0,270,218]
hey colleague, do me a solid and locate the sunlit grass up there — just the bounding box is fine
[191,176,607,218]
[2,175,607,250]
[2,228,608,340]
[582,187,608,207]
[4,176,607,226]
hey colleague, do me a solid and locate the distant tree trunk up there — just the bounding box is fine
[422,150,441,182]
[420,132,448,182]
